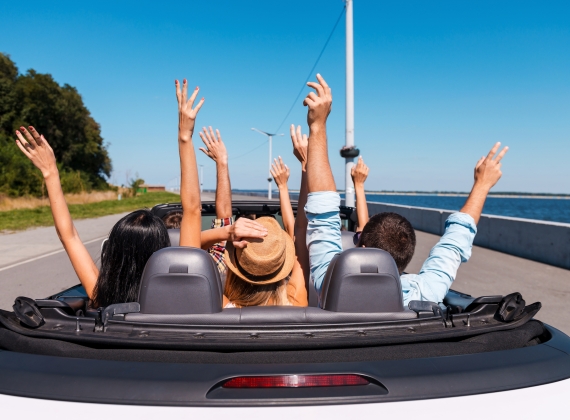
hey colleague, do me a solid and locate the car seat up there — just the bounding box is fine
[138,247,223,314]
[307,231,358,307]
[167,229,180,247]
[319,248,404,312]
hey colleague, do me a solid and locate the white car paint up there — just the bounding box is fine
[1,378,569,418]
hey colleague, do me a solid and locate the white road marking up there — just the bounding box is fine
[0,236,107,273]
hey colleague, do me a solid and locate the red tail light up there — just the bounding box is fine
[222,374,369,388]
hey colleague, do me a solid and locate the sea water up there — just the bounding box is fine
[363,194,570,224]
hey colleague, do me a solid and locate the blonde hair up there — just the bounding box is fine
[224,271,289,307]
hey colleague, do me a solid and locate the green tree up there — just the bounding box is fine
[0,53,112,196]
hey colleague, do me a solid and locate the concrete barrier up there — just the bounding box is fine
[366,202,570,270]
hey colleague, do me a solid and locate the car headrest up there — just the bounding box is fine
[341,230,356,250]
[319,248,404,313]
[167,229,180,246]
[138,247,222,314]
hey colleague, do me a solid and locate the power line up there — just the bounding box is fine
[273,5,346,133]
[229,139,268,160]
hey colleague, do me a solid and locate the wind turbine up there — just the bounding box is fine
[251,128,284,199]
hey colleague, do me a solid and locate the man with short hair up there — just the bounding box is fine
[303,74,509,306]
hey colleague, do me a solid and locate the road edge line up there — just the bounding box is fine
[0,236,108,273]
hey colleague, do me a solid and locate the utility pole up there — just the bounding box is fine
[251,128,284,200]
[344,0,356,207]
[198,165,204,194]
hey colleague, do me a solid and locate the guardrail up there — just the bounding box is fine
[366,202,570,270]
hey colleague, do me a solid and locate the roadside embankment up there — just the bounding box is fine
[367,202,570,270]
[0,192,180,232]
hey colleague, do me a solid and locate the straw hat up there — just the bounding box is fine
[224,216,295,285]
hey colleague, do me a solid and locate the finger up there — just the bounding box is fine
[296,125,301,143]
[243,228,268,238]
[208,126,217,144]
[351,165,355,176]
[199,132,210,147]
[495,146,509,162]
[20,126,37,148]
[28,126,42,145]
[240,219,268,232]
[290,124,296,142]
[316,73,330,92]
[278,156,284,167]
[182,79,188,104]
[486,142,501,160]
[187,85,199,108]
[475,156,485,170]
[306,81,324,97]
[215,129,222,143]
[40,135,51,150]
[285,165,290,176]
[202,127,213,143]
[302,134,308,144]
[193,97,205,113]
[303,97,315,107]
[233,240,248,249]
[307,92,319,102]
[15,130,30,147]
[175,80,181,105]
[15,138,33,158]
[198,147,210,157]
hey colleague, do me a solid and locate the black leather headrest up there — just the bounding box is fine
[138,247,222,314]
[320,248,404,313]
[167,229,180,247]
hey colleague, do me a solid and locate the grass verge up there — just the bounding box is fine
[0,192,180,232]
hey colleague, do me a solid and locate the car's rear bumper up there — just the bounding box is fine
[1,377,570,418]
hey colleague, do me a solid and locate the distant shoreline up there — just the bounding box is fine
[363,191,570,200]
[276,190,570,200]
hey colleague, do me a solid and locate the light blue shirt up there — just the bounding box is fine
[305,191,477,307]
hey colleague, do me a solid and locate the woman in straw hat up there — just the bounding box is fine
[223,216,308,308]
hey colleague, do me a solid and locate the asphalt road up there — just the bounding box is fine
[1,194,569,334]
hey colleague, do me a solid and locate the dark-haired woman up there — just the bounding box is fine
[13,125,176,307]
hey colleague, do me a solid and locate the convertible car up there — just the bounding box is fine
[0,200,569,417]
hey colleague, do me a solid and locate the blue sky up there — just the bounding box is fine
[2,0,569,193]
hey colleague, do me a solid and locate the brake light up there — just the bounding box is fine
[222,374,369,388]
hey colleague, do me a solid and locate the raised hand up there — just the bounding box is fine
[303,73,332,129]
[175,79,204,142]
[351,156,369,187]
[15,126,57,178]
[270,157,290,188]
[474,142,509,191]
[230,217,268,249]
[198,127,228,164]
[290,124,308,169]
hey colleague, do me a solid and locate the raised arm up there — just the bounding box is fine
[176,79,204,248]
[460,142,509,224]
[402,142,510,306]
[14,126,98,297]
[199,127,232,219]
[351,156,370,232]
[200,217,267,249]
[304,74,335,193]
[270,157,294,238]
[290,125,310,290]
[302,74,342,298]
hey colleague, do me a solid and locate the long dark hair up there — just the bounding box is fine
[92,209,170,307]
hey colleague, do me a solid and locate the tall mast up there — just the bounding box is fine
[344,0,355,207]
